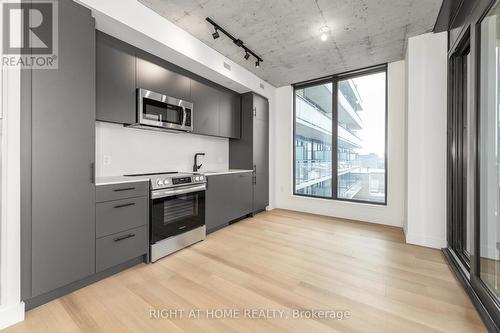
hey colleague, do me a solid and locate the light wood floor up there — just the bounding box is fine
[5,209,486,333]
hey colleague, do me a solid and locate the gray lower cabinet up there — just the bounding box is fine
[206,173,253,233]
[96,226,148,272]
[96,181,149,202]
[96,196,148,238]
[229,93,269,212]
[95,182,149,272]
[96,31,136,124]
[27,0,96,298]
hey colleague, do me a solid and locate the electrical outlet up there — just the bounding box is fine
[103,155,111,166]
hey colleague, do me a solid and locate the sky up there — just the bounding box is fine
[349,72,386,157]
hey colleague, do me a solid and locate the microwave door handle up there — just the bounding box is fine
[182,107,187,127]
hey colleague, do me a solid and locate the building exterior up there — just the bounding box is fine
[295,79,385,203]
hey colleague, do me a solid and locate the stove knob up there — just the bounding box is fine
[157,179,164,186]
[194,176,200,181]
[200,176,204,181]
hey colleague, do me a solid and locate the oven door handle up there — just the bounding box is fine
[151,184,206,199]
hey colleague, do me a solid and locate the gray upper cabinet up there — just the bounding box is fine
[93,33,240,139]
[219,91,241,139]
[96,31,136,124]
[191,80,241,139]
[136,57,190,101]
[30,0,96,297]
[229,93,269,212]
[191,80,220,136]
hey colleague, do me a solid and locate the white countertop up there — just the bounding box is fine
[95,169,253,185]
[95,175,150,186]
[201,169,254,176]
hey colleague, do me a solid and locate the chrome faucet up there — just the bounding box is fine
[193,153,205,172]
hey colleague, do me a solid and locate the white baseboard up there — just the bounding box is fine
[0,302,25,330]
[405,233,447,249]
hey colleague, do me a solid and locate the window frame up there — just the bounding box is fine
[292,64,388,205]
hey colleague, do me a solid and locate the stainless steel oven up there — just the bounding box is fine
[133,88,193,132]
[149,174,206,262]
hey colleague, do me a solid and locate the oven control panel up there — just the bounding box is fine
[152,173,206,190]
[172,177,192,185]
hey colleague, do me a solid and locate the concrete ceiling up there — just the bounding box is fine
[138,0,442,87]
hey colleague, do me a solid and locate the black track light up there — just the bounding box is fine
[206,18,263,68]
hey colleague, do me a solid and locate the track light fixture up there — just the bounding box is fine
[212,28,220,39]
[206,17,263,68]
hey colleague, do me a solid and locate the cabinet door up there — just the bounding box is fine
[219,91,241,139]
[253,95,269,211]
[191,80,219,136]
[96,32,136,124]
[136,58,190,100]
[31,0,96,297]
[206,175,229,232]
[206,173,252,232]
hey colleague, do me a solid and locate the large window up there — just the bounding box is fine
[293,66,387,204]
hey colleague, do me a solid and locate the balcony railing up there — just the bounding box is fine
[295,95,332,133]
[296,95,362,149]
[295,160,332,190]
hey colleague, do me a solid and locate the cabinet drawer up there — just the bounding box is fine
[96,181,148,202]
[96,196,148,238]
[96,226,148,272]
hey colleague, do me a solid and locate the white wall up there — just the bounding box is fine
[405,32,448,249]
[273,61,407,227]
[95,122,229,176]
[0,60,24,330]
[0,2,25,328]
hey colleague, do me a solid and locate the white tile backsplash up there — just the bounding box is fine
[95,122,229,177]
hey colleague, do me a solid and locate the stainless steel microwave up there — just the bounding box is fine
[132,88,193,132]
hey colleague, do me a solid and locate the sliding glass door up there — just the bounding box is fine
[479,2,500,302]
[449,33,473,267]
[445,1,500,329]
[293,65,387,205]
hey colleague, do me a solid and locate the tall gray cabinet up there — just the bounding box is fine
[22,0,96,303]
[229,93,269,212]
